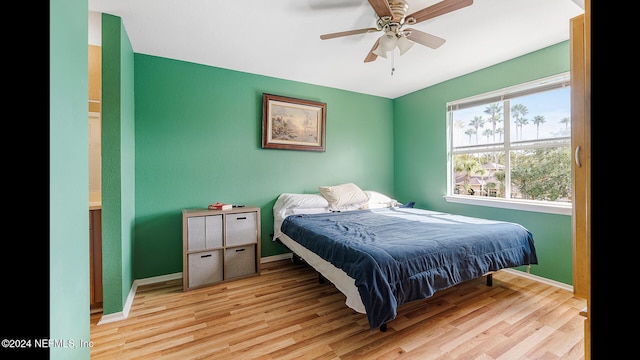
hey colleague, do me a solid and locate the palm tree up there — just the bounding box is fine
[483,103,503,142]
[465,128,476,143]
[454,156,486,195]
[511,104,528,140]
[532,115,546,138]
[469,116,485,144]
[515,117,529,140]
[482,128,494,142]
[559,117,570,129]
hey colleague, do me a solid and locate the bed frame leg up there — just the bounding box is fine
[486,273,493,286]
[291,254,303,264]
[379,324,387,332]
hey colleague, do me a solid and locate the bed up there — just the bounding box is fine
[272,185,538,331]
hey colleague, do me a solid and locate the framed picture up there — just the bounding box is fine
[262,93,326,152]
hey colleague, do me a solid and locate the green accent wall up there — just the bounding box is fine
[50,0,91,358]
[133,55,394,278]
[393,42,573,284]
[100,13,136,316]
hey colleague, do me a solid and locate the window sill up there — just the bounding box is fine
[444,195,571,215]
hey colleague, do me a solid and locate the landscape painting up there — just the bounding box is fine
[262,93,326,152]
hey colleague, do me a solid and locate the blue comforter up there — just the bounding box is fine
[280,207,537,329]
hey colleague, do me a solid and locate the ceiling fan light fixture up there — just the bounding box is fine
[378,31,398,52]
[397,36,414,55]
[372,46,388,58]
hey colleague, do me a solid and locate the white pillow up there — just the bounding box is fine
[274,193,329,211]
[364,190,399,209]
[318,183,369,211]
[272,193,330,241]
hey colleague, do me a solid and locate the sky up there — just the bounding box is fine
[452,86,571,146]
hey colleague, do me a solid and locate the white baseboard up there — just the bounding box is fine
[135,272,183,286]
[95,255,570,325]
[261,253,293,263]
[95,257,290,325]
[502,268,573,292]
[96,272,183,325]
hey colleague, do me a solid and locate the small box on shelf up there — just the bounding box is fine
[209,202,232,210]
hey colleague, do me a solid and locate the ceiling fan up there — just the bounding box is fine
[320,0,474,63]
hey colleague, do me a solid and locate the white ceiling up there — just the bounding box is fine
[88,0,584,99]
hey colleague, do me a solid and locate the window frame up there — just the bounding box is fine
[445,73,572,216]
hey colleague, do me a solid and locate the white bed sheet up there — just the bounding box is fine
[278,233,366,314]
[272,190,399,315]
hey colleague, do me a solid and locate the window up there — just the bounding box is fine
[446,73,571,215]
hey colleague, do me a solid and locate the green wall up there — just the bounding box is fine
[393,42,573,284]
[101,13,136,315]
[132,55,394,279]
[50,0,91,358]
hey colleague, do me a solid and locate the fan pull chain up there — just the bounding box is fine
[390,50,395,76]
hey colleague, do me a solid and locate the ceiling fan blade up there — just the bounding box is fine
[408,0,473,24]
[364,39,380,63]
[405,28,446,49]
[320,28,379,40]
[367,0,392,18]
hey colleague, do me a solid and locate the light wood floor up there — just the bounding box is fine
[90,259,586,359]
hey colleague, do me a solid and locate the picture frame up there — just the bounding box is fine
[262,93,326,152]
